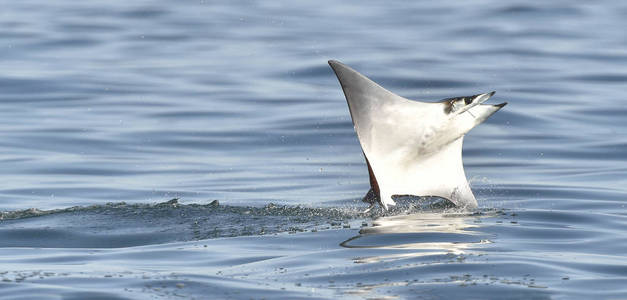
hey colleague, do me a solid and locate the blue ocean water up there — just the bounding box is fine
[1,0,627,299]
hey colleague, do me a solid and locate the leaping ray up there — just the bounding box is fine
[328,60,506,210]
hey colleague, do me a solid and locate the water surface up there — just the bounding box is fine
[1,0,627,299]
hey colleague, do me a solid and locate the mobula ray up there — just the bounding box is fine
[328,60,506,210]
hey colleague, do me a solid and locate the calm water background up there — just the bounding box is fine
[1,1,627,299]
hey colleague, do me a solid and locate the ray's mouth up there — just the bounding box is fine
[458,91,507,117]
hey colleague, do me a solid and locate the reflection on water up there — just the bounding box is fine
[363,212,480,234]
[338,211,498,299]
[342,211,493,255]
[336,210,561,299]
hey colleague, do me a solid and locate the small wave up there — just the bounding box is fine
[1,198,355,222]
[0,198,467,248]
[0,197,461,222]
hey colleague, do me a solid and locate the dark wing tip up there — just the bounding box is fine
[495,102,507,108]
[489,91,496,97]
[327,60,344,74]
[328,59,342,67]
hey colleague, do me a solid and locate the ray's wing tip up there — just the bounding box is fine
[495,102,507,108]
[328,60,345,75]
[328,59,343,68]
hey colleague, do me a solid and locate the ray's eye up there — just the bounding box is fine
[464,97,473,105]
